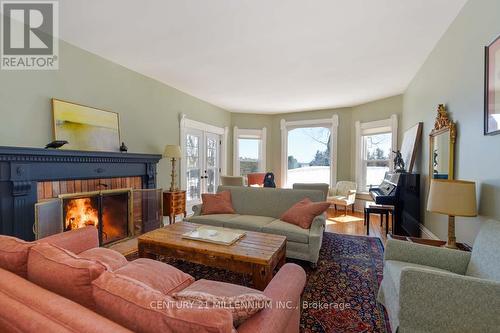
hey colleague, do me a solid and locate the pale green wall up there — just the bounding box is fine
[231,109,353,186]
[402,0,500,244]
[0,39,403,193]
[4,3,495,247]
[231,95,403,187]
[351,95,404,180]
[0,40,232,190]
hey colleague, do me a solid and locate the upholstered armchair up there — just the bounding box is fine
[378,220,500,333]
[220,175,245,186]
[327,181,357,214]
[292,183,329,201]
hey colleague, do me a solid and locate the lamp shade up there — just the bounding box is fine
[427,179,477,217]
[163,145,182,158]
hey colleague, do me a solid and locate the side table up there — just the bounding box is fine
[162,191,187,224]
[388,234,472,251]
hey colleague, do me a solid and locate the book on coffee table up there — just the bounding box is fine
[181,225,246,245]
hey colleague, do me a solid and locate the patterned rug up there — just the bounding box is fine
[132,232,390,333]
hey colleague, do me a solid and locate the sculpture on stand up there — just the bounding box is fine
[393,150,406,173]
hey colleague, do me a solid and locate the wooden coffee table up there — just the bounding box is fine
[138,222,287,290]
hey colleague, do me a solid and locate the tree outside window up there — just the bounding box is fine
[363,132,391,190]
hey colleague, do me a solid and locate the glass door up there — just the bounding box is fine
[184,129,221,211]
[185,129,203,208]
[205,133,220,194]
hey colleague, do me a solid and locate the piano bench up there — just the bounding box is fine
[364,203,394,236]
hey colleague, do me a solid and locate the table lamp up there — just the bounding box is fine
[163,145,182,192]
[427,179,477,249]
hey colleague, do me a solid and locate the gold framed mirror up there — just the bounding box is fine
[429,104,456,181]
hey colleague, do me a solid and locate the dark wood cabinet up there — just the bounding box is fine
[162,191,186,224]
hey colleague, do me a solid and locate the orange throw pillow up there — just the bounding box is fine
[280,198,330,229]
[201,191,235,215]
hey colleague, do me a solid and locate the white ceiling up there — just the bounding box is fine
[59,0,467,114]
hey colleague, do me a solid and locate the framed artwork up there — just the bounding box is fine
[52,99,121,152]
[400,122,423,173]
[485,35,500,135]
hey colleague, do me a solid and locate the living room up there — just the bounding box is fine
[0,1,499,332]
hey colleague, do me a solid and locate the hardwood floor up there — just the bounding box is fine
[325,207,392,245]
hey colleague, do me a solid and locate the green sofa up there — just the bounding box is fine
[185,185,326,265]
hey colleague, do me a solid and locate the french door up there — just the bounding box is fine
[184,129,221,210]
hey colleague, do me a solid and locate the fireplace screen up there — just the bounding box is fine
[101,192,129,245]
[35,188,162,246]
[61,190,130,246]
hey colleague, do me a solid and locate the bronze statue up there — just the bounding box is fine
[393,150,405,173]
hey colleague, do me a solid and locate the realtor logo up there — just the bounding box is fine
[1,1,59,70]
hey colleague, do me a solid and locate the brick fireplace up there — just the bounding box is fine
[0,146,162,241]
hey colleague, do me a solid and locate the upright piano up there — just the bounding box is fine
[369,172,421,237]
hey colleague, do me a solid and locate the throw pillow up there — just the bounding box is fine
[79,247,129,271]
[280,198,330,229]
[92,271,234,333]
[27,242,107,308]
[113,258,194,295]
[173,279,271,326]
[201,191,235,215]
[0,235,35,278]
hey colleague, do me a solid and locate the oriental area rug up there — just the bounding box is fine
[130,232,391,333]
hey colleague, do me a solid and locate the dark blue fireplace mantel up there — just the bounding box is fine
[0,146,162,241]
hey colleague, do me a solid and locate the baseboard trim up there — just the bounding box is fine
[419,223,439,240]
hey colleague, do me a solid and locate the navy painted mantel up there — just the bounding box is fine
[0,146,162,241]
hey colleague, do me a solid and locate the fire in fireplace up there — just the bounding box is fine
[58,189,132,246]
[64,197,99,231]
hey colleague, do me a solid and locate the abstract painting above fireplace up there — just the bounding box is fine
[52,99,121,152]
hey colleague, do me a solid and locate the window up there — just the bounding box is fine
[355,115,398,192]
[233,127,266,176]
[287,127,331,186]
[280,116,339,188]
[362,132,391,190]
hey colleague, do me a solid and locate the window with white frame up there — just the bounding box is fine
[280,115,339,188]
[233,127,266,176]
[355,115,397,192]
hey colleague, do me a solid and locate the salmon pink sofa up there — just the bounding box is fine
[0,227,306,333]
